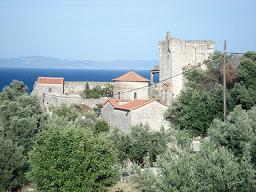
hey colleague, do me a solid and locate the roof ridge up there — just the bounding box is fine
[112,71,150,82]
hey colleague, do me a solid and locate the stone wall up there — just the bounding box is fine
[131,101,168,131]
[113,81,149,100]
[32,80,111,110]
[64,81,113,94]
[101,100,168,133]
[159,32,215,105]
[32,82,64,95]
[101,102,131,132]
[42,93,84,110]
[39,93,107,110]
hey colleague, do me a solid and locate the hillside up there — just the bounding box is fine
[0,56,158,70]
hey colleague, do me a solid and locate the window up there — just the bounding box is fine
[134,92,137,99]
[118,91,121,99]
[48,88,52,92]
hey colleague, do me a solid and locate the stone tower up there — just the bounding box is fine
[159,32,215,105]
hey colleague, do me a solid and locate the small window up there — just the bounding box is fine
[118,91,121,99]
[134,92,137,99]
[48,88,52,92]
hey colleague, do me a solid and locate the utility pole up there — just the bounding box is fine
[223,40,227,122]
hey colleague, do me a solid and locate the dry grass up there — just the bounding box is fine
[108,180,138,192]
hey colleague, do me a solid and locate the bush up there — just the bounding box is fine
[0,81,47,190]
[0,136,26,191]
[111,124,169,166]
[208,105,256,165]
[135,141,256,192]
[28,123,119,191]
[84,84,113,99]
[165,85,223,136]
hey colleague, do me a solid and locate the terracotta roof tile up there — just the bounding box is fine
[102,99,167,111]
[101,98,129,108]
[37,77,64,84]
[114,99,154,111]
[112,71,150,82]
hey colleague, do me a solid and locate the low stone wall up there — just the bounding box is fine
[64,81,113,94]
[40,92,107,110]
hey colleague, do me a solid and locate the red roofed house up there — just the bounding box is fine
[112,71,150,100]
[33,77,65,95]
[101,98,168,132]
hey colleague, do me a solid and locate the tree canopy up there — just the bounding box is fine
[0,80,47,191]
[28,123,119,192]
[165,51,256,135]
[111,124,169,166]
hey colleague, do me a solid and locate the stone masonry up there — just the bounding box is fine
[159,32,215,105]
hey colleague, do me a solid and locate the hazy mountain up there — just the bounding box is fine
[0,56,158,70]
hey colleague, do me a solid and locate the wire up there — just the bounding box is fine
[111,54,221,97]
[43,54,221,99]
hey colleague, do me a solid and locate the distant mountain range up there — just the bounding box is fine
[0,56,158,70]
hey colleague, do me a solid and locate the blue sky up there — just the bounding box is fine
[0,0,255,60]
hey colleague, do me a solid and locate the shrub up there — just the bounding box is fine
[28,123,119,191]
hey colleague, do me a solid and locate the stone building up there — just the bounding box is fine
[32,77,64,95]
[112,71,150,100]
[157,32,215,105]
[101,98,168,132]
[32,77,111,110]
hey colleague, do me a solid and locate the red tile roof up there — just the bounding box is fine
[101,98,129,108]
[114,99,154,111]
[112,71,150,82]
[102,99,165,111]
[37,77,64,84]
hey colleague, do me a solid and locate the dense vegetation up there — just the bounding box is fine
[27,122,119,192]
[111,124,169,166]
[83,83,113,99]
[0,81,46,191]
[135,106,256,191]
[165,51,256,135]
[0,51,256,191]
[135,51,256,191]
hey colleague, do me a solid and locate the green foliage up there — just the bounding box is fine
[51,104,111,135]
[135,141,256,192]
[230,51,256,109]
[0,136,27,191]
[164,51,256,136]
[111,124,169,165]
[0,80,28,102]
[0,94,47,154]
[51,104,81,122]
[0,81,47,190]
[208,106,256,166]
[84,84,113,99]
[95,120,110,133]
[28,123,119,192]
[165,85,223,136]
[86,81,90,90]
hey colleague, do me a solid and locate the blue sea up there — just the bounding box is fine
[0,68,158,93]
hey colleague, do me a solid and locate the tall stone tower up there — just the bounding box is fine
[159,32,215,105]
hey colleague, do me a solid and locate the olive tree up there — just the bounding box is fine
[28,123,119,192]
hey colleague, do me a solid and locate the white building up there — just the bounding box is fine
[112,71,150,100]
[101,98,168,133]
